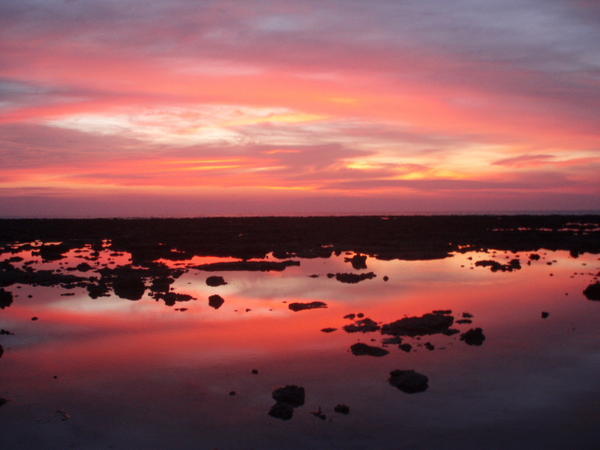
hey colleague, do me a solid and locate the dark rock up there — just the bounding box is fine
[208,294,225,309]
[350,343,389,357]
[382,336,402,345]
[0,288,13,309]
[195,260,299,271]
[399,343,412,352]
[288,301,327,312]
[150,276,175,293]
[529,253,541,260]
[424,342,435,351]
[583,282,600,301]
[206,276,227,287]
[388,370,429,393]
[0,267,86,289]
[155,292,195,306]
[0,398,7,407]
[541,311,550,319]
[343,313,356,320]
[0,344,3,358]
[335,272,376,284]
[269,402,294,420]
[462,312,473,318]
[345,254,367,270]
[229,391,236,396]
[251,369,258,374]
[87,282,110,299]
[31,316,38,321]
[432,310,452,315]
[75,263,93,272]
[112,269,146,300]
[343,317,380,333]
[382,313,454,336]
[39,243,70,261]
[460,328,486,346]
[334,404,350,414]
[456,319,472,324]
[383,276,389,282]
[320,327,337,333]
[272,385,305,407]
[442,328,460,336]
[0,329,14,335]
[475,259,521,272]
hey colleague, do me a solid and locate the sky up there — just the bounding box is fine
[1,0,599,217]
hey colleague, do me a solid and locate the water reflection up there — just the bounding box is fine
[0,218,599,449]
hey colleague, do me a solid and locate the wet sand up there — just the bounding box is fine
[0,216,599,449]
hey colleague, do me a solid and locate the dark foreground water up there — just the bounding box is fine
[0,217,599,449]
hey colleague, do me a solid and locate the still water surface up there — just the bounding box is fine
[0,243,598,449]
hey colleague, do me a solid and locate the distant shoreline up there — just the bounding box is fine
[1,211,599,220]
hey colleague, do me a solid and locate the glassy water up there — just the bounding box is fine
[0,240,599,449]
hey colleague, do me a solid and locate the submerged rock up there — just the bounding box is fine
[206,276,227,287]
[208,294,225,309]
[382,313,454,336]
[288,301,327,312]
[269,402,294,420]
[388,370,429,393]
[334,404,350,414]
[350,343,389,357]
[460,328,486,346]
[311,407,327,420]
[583,282,600,301]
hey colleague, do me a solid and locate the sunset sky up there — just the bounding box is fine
[1,0,599,216]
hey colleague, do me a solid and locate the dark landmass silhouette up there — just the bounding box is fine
[0,216,598,264]
[0,216,598,307]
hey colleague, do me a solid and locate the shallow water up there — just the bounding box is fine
[1,241,599,449]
